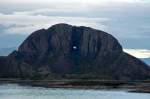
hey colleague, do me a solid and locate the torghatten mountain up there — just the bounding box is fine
[0,23,150,80]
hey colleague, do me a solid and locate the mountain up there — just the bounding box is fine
[0,23,150,80]
[0,47,16,56]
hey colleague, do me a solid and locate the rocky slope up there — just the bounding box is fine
[0,23,150,80]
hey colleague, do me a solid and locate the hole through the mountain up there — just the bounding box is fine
[73,46,77,50]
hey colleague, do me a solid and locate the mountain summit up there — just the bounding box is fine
[0,23,150,80]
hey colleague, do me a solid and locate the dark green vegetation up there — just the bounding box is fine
[0,23,150,81]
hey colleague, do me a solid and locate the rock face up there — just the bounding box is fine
[0,23,150,80]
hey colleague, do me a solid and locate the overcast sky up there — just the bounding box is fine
[0,0,150,58]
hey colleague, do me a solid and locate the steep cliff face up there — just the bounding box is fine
[0,23,150,80]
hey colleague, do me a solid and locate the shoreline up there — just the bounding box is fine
[0,79,150,93]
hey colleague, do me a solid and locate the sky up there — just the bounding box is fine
[0,0,150,58]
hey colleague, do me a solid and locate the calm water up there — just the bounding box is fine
[0,84,150,99]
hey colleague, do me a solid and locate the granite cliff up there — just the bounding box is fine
[0,23,150,80]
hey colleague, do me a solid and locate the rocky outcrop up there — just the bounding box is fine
[0,23,150,80]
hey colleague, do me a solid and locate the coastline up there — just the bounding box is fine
[0,78,150,93]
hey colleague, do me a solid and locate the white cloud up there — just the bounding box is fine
[124,49,150,58]
[0,0,149,12]
[0,12,109,35]
[1,0,150,14]
[1,0,150,3]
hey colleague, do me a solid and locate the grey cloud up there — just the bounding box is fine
[0,1,150,49]
[0,12,109,35]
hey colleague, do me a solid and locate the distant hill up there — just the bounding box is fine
[141,58,150,65]
[0,47,17,56]
[0,23,150,80]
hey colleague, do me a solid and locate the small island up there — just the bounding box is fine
[0,24,150,93]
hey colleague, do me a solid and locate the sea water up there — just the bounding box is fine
[0,84,149,99]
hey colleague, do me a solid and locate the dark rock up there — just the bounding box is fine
[0,23,150,80]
